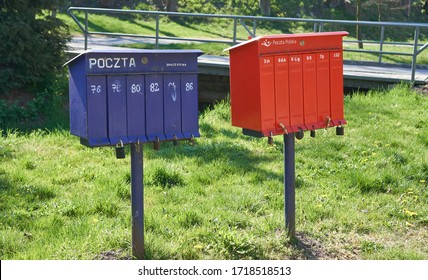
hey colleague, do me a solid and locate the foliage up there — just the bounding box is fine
[0,0,70,96]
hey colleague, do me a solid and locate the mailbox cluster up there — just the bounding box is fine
[226,31,348,139]
[67,49,202,149]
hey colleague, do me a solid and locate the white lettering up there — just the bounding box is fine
[129,58,136,68]
[89,58,97,69]
[88,57,137,69]
[105,58,113,68]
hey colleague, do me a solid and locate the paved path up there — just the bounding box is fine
[68,35,428,86]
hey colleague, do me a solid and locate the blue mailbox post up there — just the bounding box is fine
[67,49,202,259]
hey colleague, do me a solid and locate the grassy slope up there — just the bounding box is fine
[1,85,427,260]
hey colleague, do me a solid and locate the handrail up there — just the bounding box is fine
[68,6,428,83]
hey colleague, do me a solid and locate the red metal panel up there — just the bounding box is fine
[316,52,331,128]
[302,53,318,131]
[229,43,262,131]
[274,55,291,135]
[288,54,304,133]
[329,50,346,126]
[259,56,276,136]
[256,32,348,55]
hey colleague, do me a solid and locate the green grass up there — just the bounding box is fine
[1,84,427,260]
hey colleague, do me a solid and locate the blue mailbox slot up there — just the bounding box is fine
[107,75,128,145]
[163,74,183,140]
[66,49,202,147]
[126,75,147,144]
[145,74,165,142]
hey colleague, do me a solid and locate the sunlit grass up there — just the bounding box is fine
[1,84,427,259]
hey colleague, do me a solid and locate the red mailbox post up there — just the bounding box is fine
[226,32,348,237]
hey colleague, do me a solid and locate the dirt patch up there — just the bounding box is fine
[292,232,360,260]
[95,249,132,260]
[413,84,428,95]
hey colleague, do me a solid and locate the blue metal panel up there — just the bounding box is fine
[68,60,87,139]
[181,74,200,138]
[145,74,165,141]
[163,74,183,140]
[107,75,128,145]
[83,50,201,75]
[86,75,109,146]
[127,75,147,143]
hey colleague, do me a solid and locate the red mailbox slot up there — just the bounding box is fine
[316,52,331,128]
[330,50,346,127]
[274,55,291,134]
[226,31,348,138]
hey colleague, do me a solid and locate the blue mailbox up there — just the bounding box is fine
[67,49,203,147]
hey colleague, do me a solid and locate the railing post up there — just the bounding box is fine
[378,26,385,63]
[253,19,257,37]
[411,26,419,84]
[313,22,318,32]
[233,18,238,44]
[155,15,160,49]
[84,11,88,50]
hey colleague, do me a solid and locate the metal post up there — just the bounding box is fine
[284,133,296,238]
[131,143,144,259]
[84,11,88,50]
[411,26,419,84]
[155,15,160,49]
[233,18,238,44]
[378,26,385,63]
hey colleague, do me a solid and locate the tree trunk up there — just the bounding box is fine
[356,0,363,49]
[166,0,178,12]
[259,0,271,16]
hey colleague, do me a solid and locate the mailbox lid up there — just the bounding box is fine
[65,49,203,75]
[226,31,348,55]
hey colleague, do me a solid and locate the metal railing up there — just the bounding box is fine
[68,7,428,83]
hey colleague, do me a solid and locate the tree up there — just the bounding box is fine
[356,0,363,49]
[0,0,70,96]
[166,0,178,12]
[259,0,271,16]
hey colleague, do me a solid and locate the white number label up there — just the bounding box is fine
[291,56,301,62]
[90,85,101,94]
[111,81,121,93]
[306,55,313,61]
[185,82,194,92]
[334,52,341,58]
[263,58,271,64]
[277,57,287,63]
[149,82,160,93]
[319,54,325,59]
[130,83,142,94]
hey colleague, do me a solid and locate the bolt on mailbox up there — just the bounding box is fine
[67,49,203,148]
[226,31,348,139]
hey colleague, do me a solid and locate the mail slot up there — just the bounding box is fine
[226,31,348,137]
[67,49,203,147]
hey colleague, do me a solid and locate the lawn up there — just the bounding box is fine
[1,84,427,260]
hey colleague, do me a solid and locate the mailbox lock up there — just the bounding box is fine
[154,137,160,151]
[173,135,178,146]
[336,122,345,136]
[310,126,316,138]
[115,140,125,159]
[325,116,332,128]
[189,134,195,146]
[295,128,304,140]
[268,132,274,145]
[141,57,148,64]
[279,123,288,134]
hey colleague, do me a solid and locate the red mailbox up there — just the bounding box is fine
[226,31,348,137]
